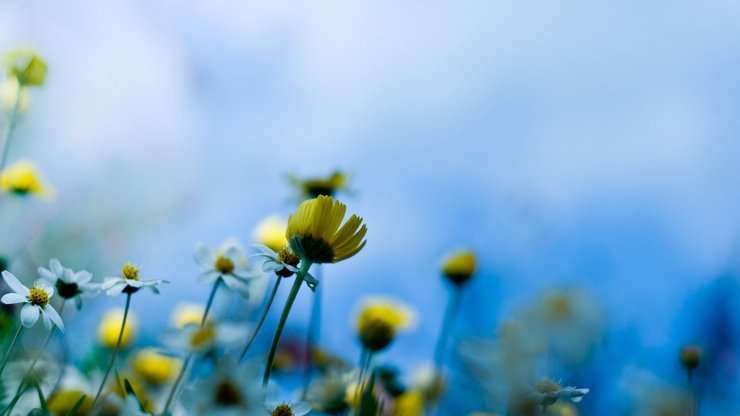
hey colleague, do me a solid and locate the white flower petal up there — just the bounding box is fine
[43,285,54,298]
[106,282,127,296]
[44,305,65,333]
[2,293,28,304]
[101,278,121,290]
[291,401,312,415]
[222,275,250,298]
[198,271,220,284]
[194,243,216,268]
[20,304,40,327]
[2,271,30,296]
[222,245,240,260]
[42,312,52,329]
[37,267,57,283]
[50,258,64,277]
[74,271,93,284]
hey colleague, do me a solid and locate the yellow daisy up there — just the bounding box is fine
[252,215,288,251]
[131,348,181,385]
[286,195,367,264]
[289,170,349,199]
[355,297,416,352]
[0,160,53,197]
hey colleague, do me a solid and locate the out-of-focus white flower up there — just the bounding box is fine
[252,244,317,290]
[535,379,589,406]
[194,242,261,298]
[1,270,64,331]
[265,401,312,415]
[101,263,166,296]
[411,363,446,403]
[38,258,99,309]
[181,361,265,415]
[306,369,357,414]
[620,366,692,416]
[163,321,248,355]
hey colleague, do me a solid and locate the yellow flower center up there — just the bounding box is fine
[214,379,242,406]
[272,403,294,416]
[214,255,235,274]
[277,246,299,267]
[536,380,560,394]
[122,263,139,281]
[547,294,571,318]
[190,324,216,349]
[28,286,49,307]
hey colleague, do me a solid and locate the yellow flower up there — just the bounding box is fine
[47,390,93,415]
[393,390,425,416]
[441,250,477,285]
[252,215,288,251]
[131,348,181,385]
[97,308,138,349]
[1,78,29,114]
[3,48,47,86]
[0,160,53,197]
[679,345,701,371]
[170,303,206,328]
[289,170,349,199]
[286,195,367,264]
[356,297,416,352]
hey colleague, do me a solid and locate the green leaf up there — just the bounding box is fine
[65,394,88,416]
[357,372,380,416]
[33,384,49,412]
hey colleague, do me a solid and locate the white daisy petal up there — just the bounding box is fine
[2,293,28,304]
[50,258,64,277]
[194,243,216,268]
[43,285,54,298]
[106,282,127,296]
[20,304,40,327]
[74,271,93,284]
[222,245,240,260]
[44,305,65,333]
[42,312,52,329]
[101,278,120,290]
[2,271,30,296]
[198,271,220,284]
[291,401,312,415]
[222,275,250,298]
[37,267,57,283]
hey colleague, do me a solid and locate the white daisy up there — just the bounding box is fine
[37,258,99,309]
[252,244,318,291]
[536,379,589,406]
[101,263,167,296]
[181,361,265,415]
[265,400,312,415]
[1,270,64,331]
[163,321,249,355]
[194,242,262,298]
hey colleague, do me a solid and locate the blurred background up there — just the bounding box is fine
[2,0,740,414]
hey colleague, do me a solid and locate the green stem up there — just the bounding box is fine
[0,323,24,378]
[238,276,282,362]
[161,278,221,415]
[262,260,312,386]
[91,292,132,410]
[434,287,461,367]
[301,264,322,397]
[354,348,372,404]
[0,80,22,171]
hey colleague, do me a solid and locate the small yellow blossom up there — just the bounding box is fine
[131,348,181,385]
[441,250,477,285]
[0,160,53,197]
[1,78,29,114]
[393,390,425,416]
[287,195,367,264]
[289,170,349,199]
[253,215,288,251]
[97,309,138,349]
[3,48,47,86]
[679,345,701,371]
[171,303,206,328]
[47,390,93,415]
[356,297,416,352]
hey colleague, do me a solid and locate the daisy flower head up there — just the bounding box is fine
[194,242,261,298]
[164,321,248,355]
[355,297,417,352]
[101,262,167,296]
[0,160,53,198]
[252,244,318,290]
[265,401,312,416]
[181,360,265,415]
[1,270,64,331]
[288,170,350,200]
[253,216,288,252]
[286,196,367,265]
[38,258,99,309]
[3,47,47,87]
[441,249,477,286]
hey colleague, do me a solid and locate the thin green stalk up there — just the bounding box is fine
[161,278,222,415]
[433,287,461,367]
[262,260,312,386]
[301,264,322,397]
[91,292,132,410]
[0,81,22,171]
[354,348,372,404]
[238,276,282,362]
[0,323,24,378]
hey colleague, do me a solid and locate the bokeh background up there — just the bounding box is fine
[3,1,740,414]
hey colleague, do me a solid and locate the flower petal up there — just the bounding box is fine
[20,304,40,327]
[101,277,121,290]
[2,271,29,296]
[37,267,57,283]
[50,258,64,277]
[222,274,250,298]
[74,270,93,284]
[43,285,54,298]
[198,270,220,284]
[1,293,28,304]
[105,282,127,296]
[44,305,65,333]
[193,243,216,268]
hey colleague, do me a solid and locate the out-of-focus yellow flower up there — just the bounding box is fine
[286,195,367,264]
[252,215,288,251]
[47,390,93,415]
[393,390,425,416]
[131,348,181,385]
[3,48,47,87]
[679,344,701,371]
[0,160,53,197]
[170,302,206,328]
[356,297,416,352]
[97,309,138,349]
[1,78,29,114]
[111,375,155,412]
[289,170,349,199]
[441,250,477,285]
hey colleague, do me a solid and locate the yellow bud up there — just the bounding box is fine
[680,345,701,371]
[97,309,137,349]
[3,48,47,86]
[0,160,53,197]
[356,298,416,352]
[131,348,181,385]
[441,250,477,285]
[253,215,288,251]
